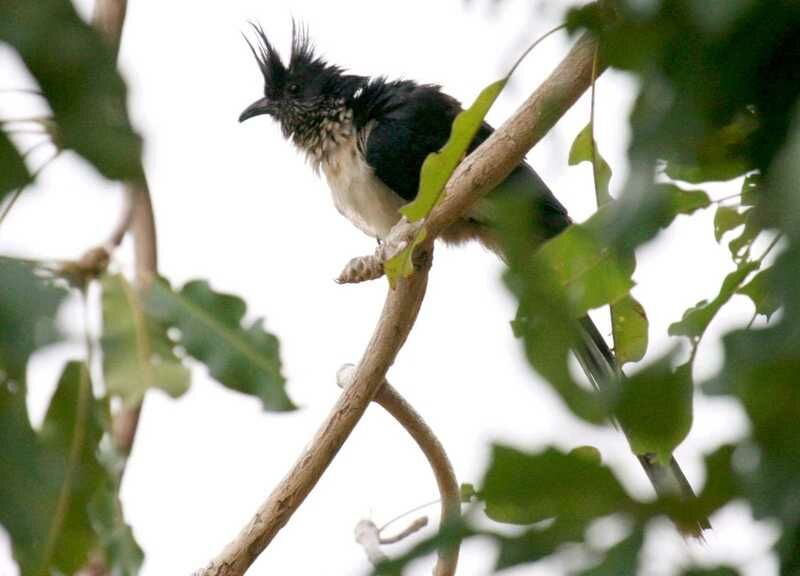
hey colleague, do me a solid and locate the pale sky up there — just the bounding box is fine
[0,0,779,574]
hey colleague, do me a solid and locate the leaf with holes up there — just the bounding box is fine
[101,273,190,406]
[714,206,747,242]
[146,278,295,411]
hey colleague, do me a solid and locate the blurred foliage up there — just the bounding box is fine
[384,0,800,573]
[2,0,800,574]
[101,274,191,406]
[146,278,295,411]
[0,0,143,182]
[0,260,66,383]
[0,361,141,575]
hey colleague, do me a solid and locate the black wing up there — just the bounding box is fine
[361,81,571,238]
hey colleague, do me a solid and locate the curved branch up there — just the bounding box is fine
[338,365,460,576]
[425,32,602,238]
[198,249,432,576]
[201,29,601,576]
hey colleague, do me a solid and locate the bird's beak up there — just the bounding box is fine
[239,97,276,122]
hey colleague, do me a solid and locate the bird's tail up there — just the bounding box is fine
[574,315,711,536]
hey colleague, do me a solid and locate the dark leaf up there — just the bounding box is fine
[0,128,31,201]
[737,266,781,320]
[146,278,295,411]
[89,480,144,576]
[0,260,66,383]
[714,206,746,242]
[1,362,107,575]
[681,567,740,576]
[577,527,643,576]
[0,0,142,181]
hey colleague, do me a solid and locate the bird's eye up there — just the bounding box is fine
[288,83,300,95]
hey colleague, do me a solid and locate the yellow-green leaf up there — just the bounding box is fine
[611,294,649,365]
[401,79,507,222]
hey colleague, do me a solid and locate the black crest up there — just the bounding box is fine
[244,21,342,100]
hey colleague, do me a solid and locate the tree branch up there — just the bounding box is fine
[198,250,432,575]
[201,30,601,576]
[338,366,460,576]
[91,0,159,455]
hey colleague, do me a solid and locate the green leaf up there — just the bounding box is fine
[38,362,106,575]
[89,480,144,576]
[534,221,634,314]
[499,196,607,424]
[611,294,649,365]
[714,206,746,242]
[386,78,506,286]
[0,260,67,383]
[146,278,295,411]
[0,0,142,181]
[0,128,31,201]
[738,266,781,320]
[494,520,585,570]
[1,362,107,575]
[577,527,643,576]
[383,228,427,288]
[0,375,61,574]
[569,122,613,206]
[401,78,507,222]
[614,357,693,464]
[568,445,603,465]
[669,261,758,347]
[481,445,631,525]
[681,567,740,576]
[740,172,760,206]
[601,183,710,260]
[101,273,190,406]
[728,211,763,262]
[459,483,478,503]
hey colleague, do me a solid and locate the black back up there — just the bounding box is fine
[357,80,571,239]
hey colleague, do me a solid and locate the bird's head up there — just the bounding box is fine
[239,23,357,148]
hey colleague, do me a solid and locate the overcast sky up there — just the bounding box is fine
[0,0,780,574]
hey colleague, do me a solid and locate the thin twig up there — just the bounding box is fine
[0,150,59,230]
[372,380,460,576]
[200,30,602,576]
[337,365,460,575]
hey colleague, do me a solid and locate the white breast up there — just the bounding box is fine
[320,133,405,240]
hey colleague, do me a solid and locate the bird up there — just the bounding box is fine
[238,23,708,533]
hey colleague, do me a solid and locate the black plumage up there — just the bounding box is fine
[239,23,706,532]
